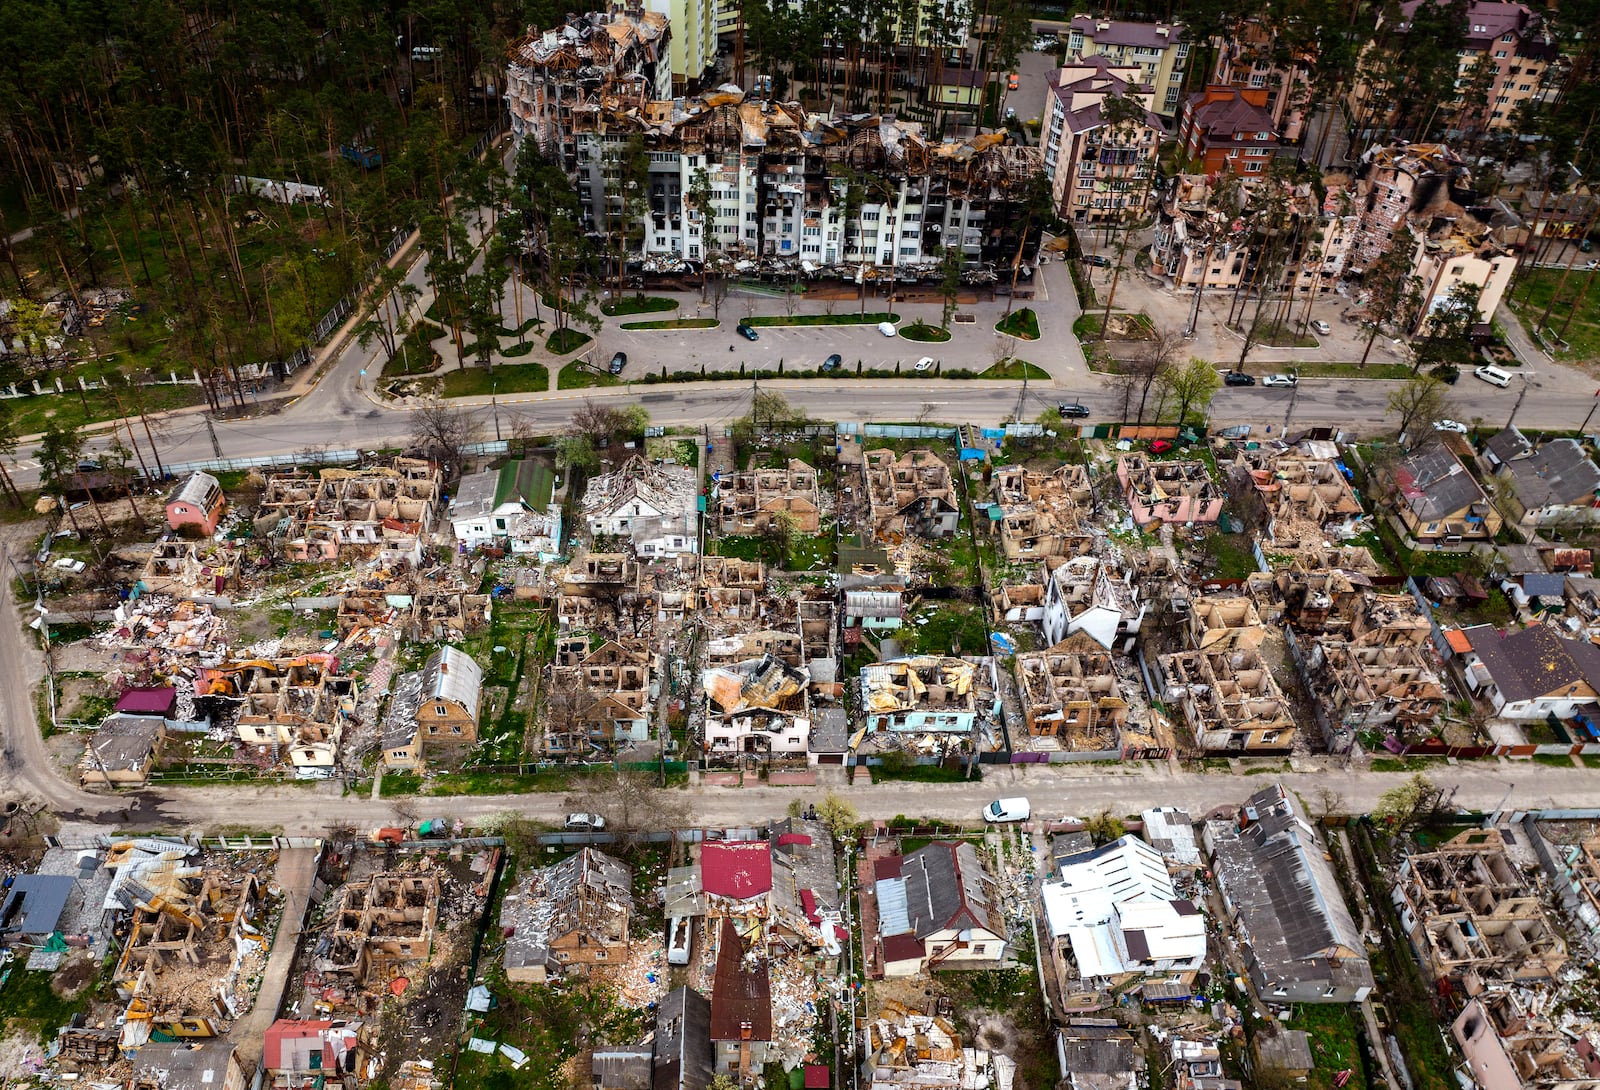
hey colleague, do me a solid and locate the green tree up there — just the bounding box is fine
[1386,374,1453,441]
[1412,282,1479,375]
[1084,809,1125,844]
[1371,773,1446,848]
[0,402,24,507]
[1160,356,1224,425]
[938,244,962,331]
[686,167,716,298]
[1359,235,1422,365]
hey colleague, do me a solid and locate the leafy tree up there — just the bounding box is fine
[1371,773,1446,849]
[685,167,716,297]
[815,792,858,833]
[1084,809,1125,844]
[555,434,601,474]
[1412,282,1479,375]
[938,244,962,331]
[1359,237,1421,365]
[1161,356,1223,426]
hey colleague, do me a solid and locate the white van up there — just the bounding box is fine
[667,915,693,965]
[1474,365,1512,387]
[984,797,1031,823]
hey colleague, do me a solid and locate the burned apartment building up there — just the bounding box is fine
[1394,829,1567,988]
[254,459,440,565]
[716,460,822,536]
[545,635,655,756]
[1306,641,1445,748]
[507,53,1043,273]
[1014,643,1128,754]
[1118,454,1224,528]
[988,464,1095,561]
[1158,648,1294,753]
[313,873,440,989]
[863,449,961,541]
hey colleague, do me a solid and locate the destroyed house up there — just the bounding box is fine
[1118,454,1223,527]
[700,841,773,916]
[859,657,996,733]
[113,870,265,1042]
[1158,648,1295,753]
[547,636,654,754]
[1041,556,1145,652]
[382,645,484,761]
[262,1021,364,1089]
[0,873,76,947]
[1205,785,1374,1003]
[165,472,227,536]
[862,449,960,540]
[1247,568,1368,633]
[1349,591,1432,647]
[716,460,822,535]
[1234,448,1362,541]
[142,540,243,596]
[1394,828,1566,985]
[449,458,562,554]
[654,986,714,1090]
[254,459,439,563]
[1055,1025,1141,1090]
[313,872,439,986]
[407,591,492,641]
[702,655,810,759]
[1452,993,1600,1090]
[131,1040,247,1090]
[222,657,356,775]
[708,917,773,1077]
[767,818,840,948]
[1307,641,1444,738]
[1187,594,1267,651]
[501,848,633,983]
[988,464,1094,561]
[863,1004,992,1090]
[1014,644,1128,752]
[583,456,699,558]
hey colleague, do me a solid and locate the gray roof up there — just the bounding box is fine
[654,986,714,1090]
[89,715,163,771]
[166,471,221,508]
[769,818,838,923]
[810,708,849,753]
[501,848,634,972]
[1056,1025,1138,1075]
[422,646,483,718]
[132,1041,239,1090]
[450,468,502,519]
[1462,622,1600,704]
[381,668,425,749]
[1069,14,1186,47]
[1522,572,1567,599]
[1500,438,1600,509]
[1210,785,1373,996]
[0,873,76,938]
[902,842,1000,937]
[1484,426,1532,465]
[1255,1029,1313,1071]
[1393,439,1489,521]
[594,1046,653,1090]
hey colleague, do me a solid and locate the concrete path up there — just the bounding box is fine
[229,846,321,1069]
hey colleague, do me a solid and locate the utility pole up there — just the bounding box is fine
[491,377,501,442]
[1581,390,1600,435]
[1283,370,1301,435]
[204,415,223,459]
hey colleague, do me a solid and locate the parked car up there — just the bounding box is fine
[913,356,934,372]
[666,916,693,966]
[1310,319,1331,335]
[1082,254,1111,267]
[52,557,86,574]
[1224,370,1256,386]
[984,797,1031,823]
[1261,373,1297,387]
[417,818,450,838]
[1474,364,1512,387]
[822,353,842,372]
[736,322,759,341]
[1057,402,1091,418]
[608,351,627,374]
[564,813,607,831]
[370,827,407,846]
[1007,72,1020,91]
[1433,419,1469,433]
[877,321,897,337]
[1149,439,1173,454]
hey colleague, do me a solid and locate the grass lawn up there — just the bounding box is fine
[1507,268,1600,359]
[869,762,976,784]
[601,295,678,316]
[558,362,622,390]
[386,320,446,376]
[1200,528,1259,578]
[711,529,836,572]
[899,320,951,342]
[437,362,548,397]
[1285,1003,1370,1090]
[1073,311,1156,340]
[978,359,1049,380]
[545,327,592,354]
[995,307,1040,339]
[501,340,537,357]
[620,317,720,330]
[0,959,98,1043]
[1239,318,1318,348]
[9,380,207,438]
[908,601,990,656]
[378,772,423,796]
[746,311,898,326]
[1294,361,1414,380]
[456,980,648,1090]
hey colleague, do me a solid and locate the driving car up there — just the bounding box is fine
[1007,73,1019,91]
[822,353,842,372]
[736,322,759,341]
[1082,254,1111,267]
[1262,373,1297,387]
[1057,402,1091,418]
[1433,419,1469,433]
[564,813,607,831]
[608,351,627,374]
[1310,319,1331,335]
[984,797,1031,823]
[914,356,934,371]
[1224,370,1256,386]
[877,321,897,337]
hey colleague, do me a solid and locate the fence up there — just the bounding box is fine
[836,422,959,439]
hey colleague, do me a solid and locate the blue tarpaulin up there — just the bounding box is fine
[959,448,987,461]
[981,428,1006,439]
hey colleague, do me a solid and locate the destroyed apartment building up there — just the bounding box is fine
[863,449,961,541]
[1393,828,1567,987]
[253,458,440,565]
[858,656,1001,754]
[545,635,655,755]
[1014,642,1129,755]
[500,848,633,983]
[1118,454,1223,528]
[1157,648,1295,753]
[213,655,357,776]
[1232,441,1365,544]
[1305,641,1445,747]
[312,872,440,991]
[987,463,1096,561]
[583,456,699,558]
[716,460,822,536]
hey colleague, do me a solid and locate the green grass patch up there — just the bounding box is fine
[1237,318,1317,348]
[1507,268,1600,359]
[545,327,592,354]
[1370,756,1435,772]
[711,530,836,572]
[1073,311,1156,340]
[601,295,678,316]
[1531,752,1578,767]
[500,340,538,358]
[456,979,648,1090]
[496,317,544,338]
[977,359,1049,380]
[995,307,1040,339]
[386,321,446,376]
[898,320,951,343]
[428,769,572,794]
[620,317,720,330]
[907,601,989,657]
[1583,753,1600,769]
[0,960,99,1043]
[1199,527,1259,579]
[745,312,899,327]
[1285,1003,1370,1090]
[8,381,208,439]
[869,762,977,784]
[1292,361,1415,380]
[437,363,548,398]
[378,772,422,796]
[558,362,622,390]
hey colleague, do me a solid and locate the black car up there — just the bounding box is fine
[822,354,842,372]
[736,322,759,341]
[1057,402,1091,418]
[609,351,627,374]
[1082,254,1111,267]
[1223,370,1256,386]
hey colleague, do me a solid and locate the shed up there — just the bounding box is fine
[165,472,227,536]
[1253,1029,1313,1077]
[0,873,77,944]
[116,686,177,718]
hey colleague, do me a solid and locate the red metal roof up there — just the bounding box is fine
[700,841,773,899]
[262,1021,333,1070]
[799,888,818,922]
[115,687,176,716]
[881,934,925,964]
[873,856,903,881]
[776,833,812,847]
[805,1065,831,1088]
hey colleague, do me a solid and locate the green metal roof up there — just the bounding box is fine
[493,460,555,512]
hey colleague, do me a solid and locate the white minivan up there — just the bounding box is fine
[667,915,693,965]
[1474,365,1512,387]
[984,797,1031,823]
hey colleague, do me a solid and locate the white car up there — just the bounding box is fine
[913,356,934,372]
[1310,319,1331,335]
[1433,419,1469,433]
[1261,373,1297,387]
[564,813,606,831]
[1475,365,1512,387]
[983,797,1031,823]
[877,321,897,337]
[52,557,86,574]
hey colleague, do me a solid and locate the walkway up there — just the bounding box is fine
[228,845,322,1069]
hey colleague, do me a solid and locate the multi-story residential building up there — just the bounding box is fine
[643,0,715,91]
[1041,57,1167,224]
[1210,21,1311,141]
[1063,16,1190,116]
[718,0,971,54]
[1406,226,1516,331]
[1177,87,1278,177]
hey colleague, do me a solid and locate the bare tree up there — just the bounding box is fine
[563,770,692,846]
[1386,375,1453,442]
[410,397,481,475]
[1131,325,1184,423]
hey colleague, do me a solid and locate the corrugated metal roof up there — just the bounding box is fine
[876,876,911,935]
[423,646,483,716]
